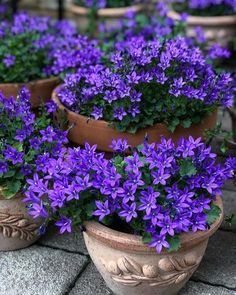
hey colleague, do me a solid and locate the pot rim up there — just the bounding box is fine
[84,196,223,253]
[168,10,236,26]
[0,76,59,88]
[69,3,144,17]
[52,85,217,132]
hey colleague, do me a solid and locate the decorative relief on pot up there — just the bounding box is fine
[0,212,39,241]
[102,253,201,287]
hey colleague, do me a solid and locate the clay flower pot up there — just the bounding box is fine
[0,77,60,108]
[0,191,42,251]
[68,3,144,33]
[168,10,236,48]
[52,87,217,152]
[83,196,223,295]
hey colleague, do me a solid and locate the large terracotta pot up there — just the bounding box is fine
[0,192,42,251]
[0,77,60,108]
[83,196,223,295]
[68,3,144,33]
[168,10,236,48]
[52,87,217,152]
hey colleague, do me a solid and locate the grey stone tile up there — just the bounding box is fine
[181,281,236,295]
[193,231,236,289]
[38,224,88,255]
[0,245,88,295]
[221,190,236,232]
[69,263,112,295]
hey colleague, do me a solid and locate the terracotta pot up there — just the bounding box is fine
[0,192,42,251]
[52,87,218,153]
[168,10,236,48]
[83,196,223,295]
[68,3,144,33]
[0,77,60,108]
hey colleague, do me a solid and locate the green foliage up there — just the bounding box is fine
[167,236,181,252]
[207,204,221,225]
[179,159,197,177]
[74,0,136,8]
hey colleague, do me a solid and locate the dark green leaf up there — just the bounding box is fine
[179,159,197,177]
[207,204,221,225]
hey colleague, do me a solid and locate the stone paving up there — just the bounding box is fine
[0,187,235,295]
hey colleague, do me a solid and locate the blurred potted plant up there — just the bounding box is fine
[25,137,235,295]
[69,0,145,36]
[0,88,68,250]
[52,36,233,152]
[0,12,100,108]
[168,0,236,48]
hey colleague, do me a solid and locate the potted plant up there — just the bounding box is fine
[167,0,236,48]
[0,12,102,108]
[25,137,235,294]
[69,0,145,36]
[52,36,234,152]
[0,87,68,251]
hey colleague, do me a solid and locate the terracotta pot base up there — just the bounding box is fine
[52,87,217,153]
[83,197,223,295]
[0,77,60,108]
[0,193,42,251]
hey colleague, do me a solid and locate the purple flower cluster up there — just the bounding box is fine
[0,88,68,198]
[58,35,234,133]
[25,137,235,253]
[74,0,142,9]
[0,12,102,83]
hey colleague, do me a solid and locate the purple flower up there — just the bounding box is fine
[91,106,103,120]
[29,202,49,219]
[149,234,170,253]
[113,107,127,121]
[3,54,16,67]
[55,216,72,234]
[93,200,111,221]
[3,146,23,165]
[119,203,137,223]
[0,161,8,174]
[45,101,58,113]
[110,139,130,153]
[138,187,160,215]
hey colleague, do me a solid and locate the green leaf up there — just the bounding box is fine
[207,204,221,225]
[179,159,197,177]
[182,119,192,129]
[167,236,181,253]
[3,181,22,199]
[142,232,152,244]
[3,170,15,178]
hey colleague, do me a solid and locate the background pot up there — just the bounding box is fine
[0,77,60,108]
[0,192,42,251]
[168,10,236,48]
[83,197,223,295]
[52,88,217,153]
[68,3,144,33]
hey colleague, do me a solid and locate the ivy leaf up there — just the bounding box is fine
[179,159,197,177]
[3,170,15,178]
[3,180,21,199]
[207,204,221,225]
[167,236,181,252]
[142,232,152,244]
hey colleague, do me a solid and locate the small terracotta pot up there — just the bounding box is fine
[52,87,217,152]
[168,10,236,48]
[0,77,60,108]
[69,3,144,33]
[0,192,42,251]
[83,196,223,295]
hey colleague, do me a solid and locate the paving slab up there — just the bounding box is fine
[193,230,236,289]
[69,263,113,295]
[181,281,236,295]
[38,224,88,255]
[0,245,88,295]
[222,190,236,232]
